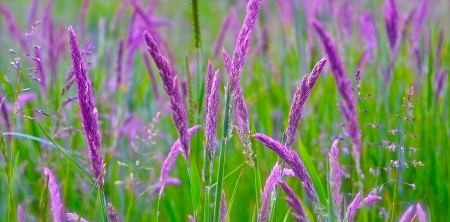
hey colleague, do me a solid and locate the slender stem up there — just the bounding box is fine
[213,86,231,222]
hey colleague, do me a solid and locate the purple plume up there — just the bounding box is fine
[411,0,428,47]
[384,0,398,52]
[205,69,221,168]
[0,4,26,47]
[225,0,264,165]
[68,26,104,186]
[435,69,448,100]
[283,57,327,149]
[159,125,201,192]
[169,76,190,158]
[399,205,416,222]
[363,194,382,205]
[252,133,324,218]
[278,180,309,222]
[220,190,227,222]
[258,163,281,222]
[228,0,263,94]
[329,138,343,221]
[44,168,65,222]
[222,48,231,75]
[416,203,427,222]
[150,177,181,196]
[17,204,24,222]
[107,202,120,222]
[66,213,89,222]
[143,31,174,94]
[346,192,362,222]
[116,39,124,87]
[144,32,190,159]
[359,11,377,53]
[205,60,214,113]
[312,20,362,177]
[346,192,382,222]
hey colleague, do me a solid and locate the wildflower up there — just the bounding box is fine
[68,26,104,186]
[44,168,65,222]
[312,20,362,177]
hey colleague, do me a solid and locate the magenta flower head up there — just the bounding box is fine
[258,162,281,222]
[329,138,343,221]
[169,76,190,158]
[205,69,221,166]
[107,202,120,222]
[144,31,190,159]
[283,56,326,149]
[159,125,201,193]
[384,0,398,52]
[68,26,104,187]
[17,204,24,222]
[44,167,65,222]
[253,133,324,219]
[399,205,416,222]
[346,192,362,222]
[278,180,309,222]
[312,20,362,177]
[205,60,214,113]
[143,31,174,94]
[416,203,427,222]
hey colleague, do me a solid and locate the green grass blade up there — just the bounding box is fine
[34,120,95,185]
[99,189,109,222]
[213,85,231,222]
[225,168,244,221]
[189,154,202,213]
[297,137,327,212]
[282,208,291,222]
[2,132,88,161]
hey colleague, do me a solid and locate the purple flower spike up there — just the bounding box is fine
[206,69,221,167]
[384,0,398,52]
[222,48,231,75]
[205,60,214,113]
[107,202,120,222]
[399,205,416,222]
[169,76,189,158]
[143,31,174,94]
[346,192,362,222]
[252,133,324,219]
[416,203,427,222]
[68,26,104,187]
[17,204,24,222]
[363,194,382,205]
[44,168,65,222]
[283,57,326,149]
[258,163,281,222]
[159,125,201,192]
[329,138,343,221]
[278,180,309,222]
[312,20,362,177]
[144,31,190,159]
[220,190,227,222]
[228,0,264,94]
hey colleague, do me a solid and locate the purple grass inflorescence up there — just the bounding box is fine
[278,180,309,222]
[68,26,104,187]
[44,167,65,222]
[312,20,363,177]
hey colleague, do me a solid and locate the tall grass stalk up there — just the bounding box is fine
[213,85,231,222]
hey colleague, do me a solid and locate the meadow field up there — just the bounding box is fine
[0,0,449,221]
